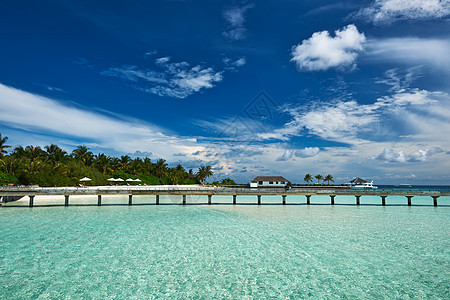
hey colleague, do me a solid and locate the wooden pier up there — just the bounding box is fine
[1,186,449,207]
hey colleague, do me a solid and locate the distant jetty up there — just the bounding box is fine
[1,185,448,207]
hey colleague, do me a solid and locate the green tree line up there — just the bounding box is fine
[0,134,213,186]
[303,173,334,185]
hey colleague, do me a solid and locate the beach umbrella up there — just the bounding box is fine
[107,178,117,182]
[126,178,134,182]
[116,178,124,182]
[79,177,92,182]
[133,179,142,182]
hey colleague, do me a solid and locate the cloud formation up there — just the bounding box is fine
[353,0,450,24]
[295,147,321,158]
[376,147,443,162]
[277,147,321,161]
[0,83,201,157]
[223,57,247,70]
[258,86,448,146]
[365,38,450,73]
[223,4,254,40]
[102,57,222,99]
[291,24,366,72]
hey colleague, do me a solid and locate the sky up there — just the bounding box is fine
[1,0,450,184]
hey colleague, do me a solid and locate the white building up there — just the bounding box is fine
[250,176,289,188]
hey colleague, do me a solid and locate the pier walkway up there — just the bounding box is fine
[1,185,449,207]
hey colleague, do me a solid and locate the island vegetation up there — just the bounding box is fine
[0,134,214,187]
[303,173,335,185]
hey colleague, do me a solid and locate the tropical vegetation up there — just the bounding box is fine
[303,173,334,185]
[0,134,214,187]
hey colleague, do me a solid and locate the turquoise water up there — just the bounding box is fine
[1,201,449,298]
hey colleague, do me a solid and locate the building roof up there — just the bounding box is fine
[252,176,288,182]
[350,177,367,183]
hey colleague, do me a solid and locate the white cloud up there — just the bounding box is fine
[381,89,438,106]
[375,68,420,92]
[101,65,168,84]
[223,57,247,70]
[290,24,366,72]
[233,57,247,67]
[223,4,254,40]
[376,147,443,162]
[297,100,376,141]
[354,0,450,24]
[365,38,450,72]
[276,149,294,161]
[273,147,321,161]
[376,148,407,162]
[102,59,222,99]
[144,50,157,57]
[155,56,171,65]
[295,147,320,158]
[258,100,378,144]
[149,66,222,98]
[258,87,448,145]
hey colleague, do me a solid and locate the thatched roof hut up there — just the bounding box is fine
[350,177,367,185]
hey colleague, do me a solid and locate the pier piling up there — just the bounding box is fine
[257,195,261,205]
[356,195,360,206]
[407,196,413,206]
[381,196,386,206]
[29,195,35,207]
[233,195,237,205]
[128,195,132,206]
[282,195,286,205]
[432,196,439,207]
[182,195,186,205]
[65,195,69,206]
[156,195,159,205]
[330,195,335,205]
[208,194,212,205]
[306,195,311,205]
[97,195,102,206]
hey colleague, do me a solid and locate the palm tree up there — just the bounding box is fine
[142,157,153,174]
[220,178,236,185]
[25,146,46,162]
[119,155,131,171]
[45,144,68,166]
[188,169,195,180]
[304,173,313,185]
[94,153,113,175]
[168,168,182,185]
[24,160,43,175]
[315,174,323,185]
[71,145,93,166]
[128,158,143,175]
[0,156,20,175]
[110,157,120,172]
[154,159,168,179]
[324,174,334,185]
[196,165,213,184]
[170,164,186,184]
[0,134,11,158]
[12,146,26,159]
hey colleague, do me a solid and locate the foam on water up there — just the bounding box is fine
[1,203,449,298]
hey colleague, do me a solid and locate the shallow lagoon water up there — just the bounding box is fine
[1,198,449,298]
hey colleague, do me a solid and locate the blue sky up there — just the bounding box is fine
[1,0,450,184]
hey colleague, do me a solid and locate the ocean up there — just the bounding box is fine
[1,195,449,298]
